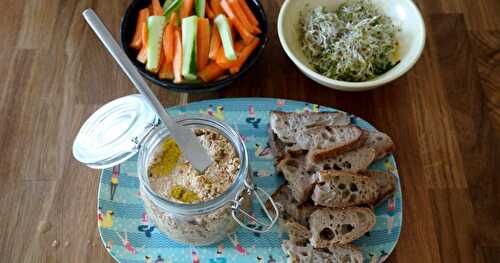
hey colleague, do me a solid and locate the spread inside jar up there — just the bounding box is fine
[148,128,240,204]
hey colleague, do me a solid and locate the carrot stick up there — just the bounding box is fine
[163,13,177,64]
[215,40,242,69]
[228,19,236,41]
[198,61,226,82]
[215,45,235,69]
[141,20,148,47]
[173,29,183,83]
[220,0,255,45]
[234,41,244,52]
[152,0,164,15]
[180,0,194,18]
[237,0,258,26]
[206,3,215,19]
[228,0,260,34]
[159,56,174,79]
[136,22,148,63]
[208,24,221,59]
[197,18,211,71]
[210,0,224,15]
[229,38,259,74]
[130,8,149,49]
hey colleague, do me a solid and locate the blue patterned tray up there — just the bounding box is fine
[97,98,402,263]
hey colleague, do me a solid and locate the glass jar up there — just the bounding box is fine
[138,116,254,245]
[73,95,278,246]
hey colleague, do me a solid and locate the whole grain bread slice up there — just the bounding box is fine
[295,125,367,162]
[306,147,376,173]
[364,130,395,159]
[311,171,379,208]
[282,240,363,263]
[269,111,351,144]
[277,156,317,204]
[309,207,376,247]
[266,184,318,226]
[364,170,396,205]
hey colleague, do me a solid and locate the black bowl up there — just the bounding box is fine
[120,0,268,93]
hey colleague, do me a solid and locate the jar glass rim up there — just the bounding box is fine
[137,114,249,215]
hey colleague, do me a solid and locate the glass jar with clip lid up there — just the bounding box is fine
[73,94,279,245]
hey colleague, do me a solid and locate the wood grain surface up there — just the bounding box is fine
[0,0,498,262]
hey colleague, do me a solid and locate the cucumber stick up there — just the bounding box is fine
[195,0,206,17]
[181,16,198,80]
[214,14,237,61]
[146,16,166,73]
[164,0,183,19]
[163,0,174,9]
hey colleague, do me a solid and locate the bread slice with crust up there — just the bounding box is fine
[365,130,395,159]
[364,170,396,205]
[311,171,379,208]
[282,240,363,263]
[309,207,376,247]
[295,125,367,162]
[277,156,317,204]
[266,184,318,226]
[277,146,378,204]
[269,111,351,144]
[306,147,376,173]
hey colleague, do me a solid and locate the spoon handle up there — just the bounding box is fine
[82,9,213,172]
[82,9,177,128]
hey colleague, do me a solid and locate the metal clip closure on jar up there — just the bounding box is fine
[230,179,279,233]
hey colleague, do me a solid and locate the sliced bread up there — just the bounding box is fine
[284,220,311,245]
[266,184,318,226]
[364,130,395,159]
[270,111,350,144]
[282,240,363,263]
[268,124,287,162]
[311,171,379,208]
[295,125,367,162]
[309,207,376,247]
[306,147,376,173]
[277,156,317,204]
[364,170,396,205]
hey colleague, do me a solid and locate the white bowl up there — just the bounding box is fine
[277,0,426,91]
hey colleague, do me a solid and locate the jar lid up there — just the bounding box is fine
[73,94,158,169]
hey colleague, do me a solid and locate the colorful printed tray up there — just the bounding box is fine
[97,98,402,263]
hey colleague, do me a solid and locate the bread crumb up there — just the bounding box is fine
[52,240,59,248]
[38,221,52,234]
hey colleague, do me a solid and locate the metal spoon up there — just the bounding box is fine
[82,9,212,172]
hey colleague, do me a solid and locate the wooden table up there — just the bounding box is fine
[1,0,499,262]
